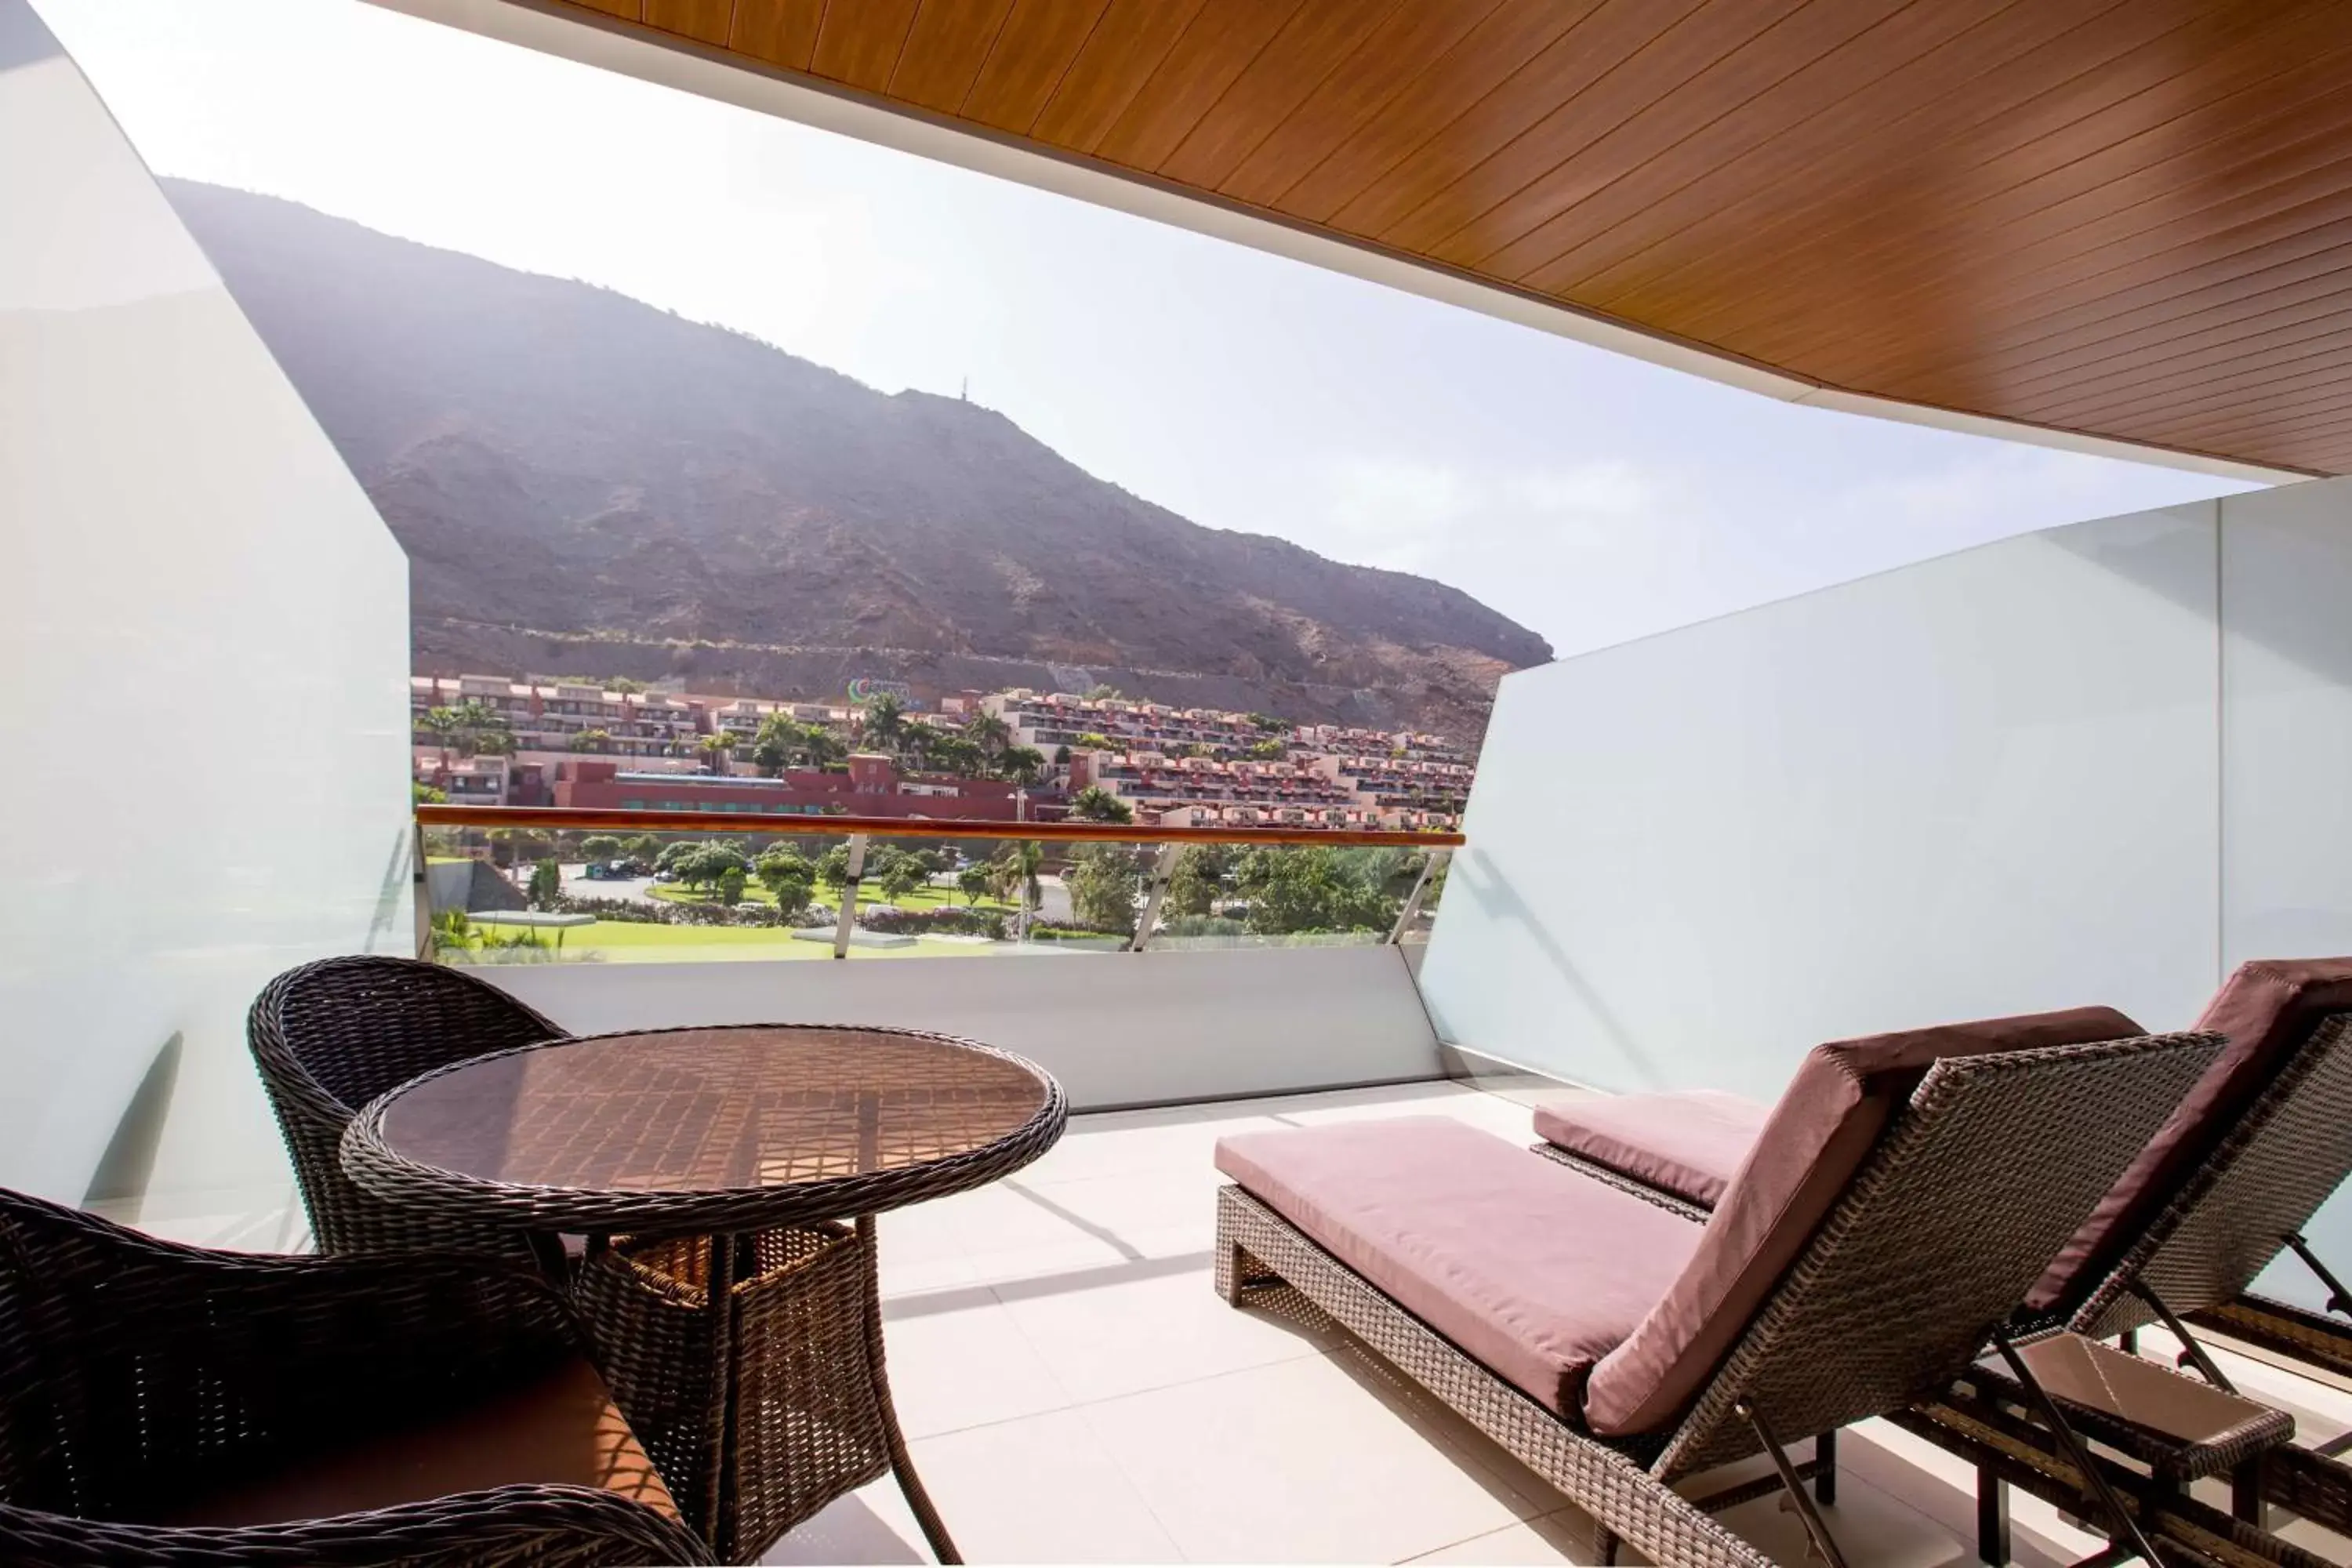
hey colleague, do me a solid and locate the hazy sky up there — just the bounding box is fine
[38,0,2263,659]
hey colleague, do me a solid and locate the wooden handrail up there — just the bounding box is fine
[415,803,1463,849]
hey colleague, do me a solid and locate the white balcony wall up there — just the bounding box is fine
[482,945,1444,1112]
[0,2,412,1239]
[1421,477,2352,1309]
[1420,502,2226,1091]
[2220,481,2352,1299]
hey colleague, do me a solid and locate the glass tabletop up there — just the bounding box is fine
[351,1025,1062,1232]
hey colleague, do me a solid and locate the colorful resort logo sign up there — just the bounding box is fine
[846,677,914,704]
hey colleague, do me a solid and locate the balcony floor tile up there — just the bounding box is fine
[994,1258,1338,1404]
[757,1080,2349,1566]
[1080,1353,1539,1564]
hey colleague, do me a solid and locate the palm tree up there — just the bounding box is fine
[448,699,510,760]
[421,706,461,768]
[990,840,1044,942]
[750,713,801,777]
[699,731,736,775]
[570,728,613,753]
[964,710,1012,757]
[858,692,908,753]
[800,723,848,768]
[1069,786,1133,825]
[996,746,1045,786]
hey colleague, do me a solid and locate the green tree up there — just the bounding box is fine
[1231,848,1393,935]
[817,843,855,890]
[1069,786,1133,825]
[996,745,1046,786]
[801,724,848,768]
[1167,844,1232,919]
[622,833,662,865]
[877,854,928,904]
[448,699,512,759]
[1083,684,1123,701]
[1065,844,1148,935]
[957,866,991,906]
[569,728,614,753]
[1248,737,1287,761]
[683,843,750,892]
[699,731,737,774]
[1247,713,1287,733]
[526,858,562,910]
[751,714,796,777]
[989,841,1044,940]
[756,850,816,922]
[716,865,747,906]
[1076,731,1114,752]
[921,732,988,778]
[963,710,1012,757]
[858,692,908,753]
[421,706,462,766]
[581,834,624,861]
[750,715,846,775]
[412,781,447,806]
[608,677,646,695]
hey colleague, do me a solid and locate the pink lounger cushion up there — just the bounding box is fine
[2028,956,2352,1312]
[1214,1116,1700,1418]
[1582,1006,2144,1436]
[1534,1091,1768,1208]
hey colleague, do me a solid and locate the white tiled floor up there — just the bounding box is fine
[762,1080,2352,1566]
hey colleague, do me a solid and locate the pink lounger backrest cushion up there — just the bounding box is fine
[1581,1006,2143,1436]
[2027,957,2352,1312]
[1534,1090,1766,1208]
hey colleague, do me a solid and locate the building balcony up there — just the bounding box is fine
[22,7,2352,1564]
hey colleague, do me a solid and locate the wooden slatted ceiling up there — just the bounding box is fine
[548,0,2352,475]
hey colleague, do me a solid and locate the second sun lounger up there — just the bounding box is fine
[1214,1013,2216,1567]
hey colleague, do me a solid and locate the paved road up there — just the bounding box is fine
[561,866,659,904]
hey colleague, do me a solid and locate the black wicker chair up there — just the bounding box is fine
[249,955,565,1264]
[0,1187,712,1568]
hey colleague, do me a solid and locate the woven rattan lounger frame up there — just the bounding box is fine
[1217,1031,2216,1566]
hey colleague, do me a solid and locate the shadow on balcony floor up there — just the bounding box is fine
[760,1080,2352,1565]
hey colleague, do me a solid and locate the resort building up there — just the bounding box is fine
[411,674,701,757]
[984,689,1287,760]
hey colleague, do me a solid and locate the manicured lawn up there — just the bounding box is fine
[648,881,1009,914]
[477,920,999,963]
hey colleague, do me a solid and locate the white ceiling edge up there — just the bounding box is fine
[370,0,2302,488]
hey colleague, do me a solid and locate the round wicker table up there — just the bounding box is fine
[341,1024,1066,1565]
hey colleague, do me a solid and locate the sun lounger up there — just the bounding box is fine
[1532,960,2352,1551]
[1213,1013,2215,1566]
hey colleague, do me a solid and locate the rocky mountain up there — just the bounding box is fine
[165,180,1552,738]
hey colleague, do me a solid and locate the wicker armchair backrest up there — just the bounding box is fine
[2077,1011,2352,1340]
[0,1196,69,1512]
[248,956,564,1256]
[252,956,564,1114]
[1653,1029,2221,1479]
[0,1187,717,1568]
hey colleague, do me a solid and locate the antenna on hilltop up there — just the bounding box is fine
[960,376,968,401]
